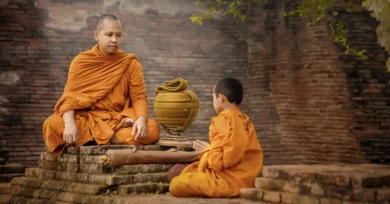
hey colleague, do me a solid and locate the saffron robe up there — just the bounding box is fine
[169,107,263,198]
[43,45,160,154]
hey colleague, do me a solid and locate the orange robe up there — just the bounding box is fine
[169,107,263,198]
[43,45,160,154]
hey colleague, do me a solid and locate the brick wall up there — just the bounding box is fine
[0,0,247,166]
[247,0,389,164]
[1,0,389,167]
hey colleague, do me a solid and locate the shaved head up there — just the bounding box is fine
[94,14,123,55]
[96,14,120,31]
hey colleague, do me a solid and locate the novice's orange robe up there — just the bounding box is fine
[169,107,263,198]
[43,45,160,154]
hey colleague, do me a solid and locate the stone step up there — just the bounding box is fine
[38,158,175,174]
[240,187,389,204]
[0,183,11,194]
[0,174,24,183]
[10,177,110,195]
[0,164,26,174]
[118,183,169,194]
[0,159,6,165]
[25,167,168,185]
[255,177,384,201]
[9,195,51,204]
[0,194,11,204]
[262,164,390,189]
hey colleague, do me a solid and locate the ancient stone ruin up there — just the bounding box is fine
[241,164,390,204]
[0,140,26,202]
[3,145,192,203]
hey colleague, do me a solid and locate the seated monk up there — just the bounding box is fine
[169,78,263,198]
[43,14,160,155]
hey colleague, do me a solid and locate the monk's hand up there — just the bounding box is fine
[193,140,210,152]
[121,118,134,128]
[133,116,147,140]
[63,121,79,146]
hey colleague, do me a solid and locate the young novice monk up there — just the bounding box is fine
[169,78,263,198]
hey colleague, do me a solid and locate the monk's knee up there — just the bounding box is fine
[43,114,64,137]
[147,119,160,143]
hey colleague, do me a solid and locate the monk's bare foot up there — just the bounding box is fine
[193,140,210,152]
[100,155,109,166]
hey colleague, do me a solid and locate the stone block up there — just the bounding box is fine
[10,177,26,186]
[377,189,390,202]
[117,183,169,194]
[40,180,66,191]
[0,194,11,203]
[317,173,350,187]
[349,189,376,202]
[240,188,263,201]
[0,174,25,183]
[76,172,89,183]
[40,152,57,162]
[9,185,23,196]
[56,153,78,163]
[255,177,323,196]
[39,189,56,199]
[0,183,11,194]
[79,155,102,164]
[79,163,110,174]
[0,164,26,174]
[25,168,55,180]
[262,190,281,203]
[323,185,351,200]
[255,177,286,191]
[132,172,168,183]
[54,171,77,182]
[320,198,342,204]
[114,164,174,175]
[351,174,390,189]
[10,196,48,204]
[25,177,42,188]
[63,147,79,155]
[57,192,76,202]
[281,192,320,204]
[62,182,78,193]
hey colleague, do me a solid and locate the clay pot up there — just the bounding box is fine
[153,91,199,134]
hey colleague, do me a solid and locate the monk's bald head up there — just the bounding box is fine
[94,14,123,55]
[96,14,121,31]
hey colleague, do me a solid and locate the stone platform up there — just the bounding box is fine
[2,145,191,203]
[241,164,390,204]
[0,140,27,203]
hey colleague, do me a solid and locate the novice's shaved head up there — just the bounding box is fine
[96,14,120,31]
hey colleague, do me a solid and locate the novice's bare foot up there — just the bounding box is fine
[121,118,134,128]
[193,140,210,152]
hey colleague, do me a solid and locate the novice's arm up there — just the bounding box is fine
[207,115,248,172]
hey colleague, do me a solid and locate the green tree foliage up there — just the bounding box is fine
[190,0,256,26]
[191,0,390,70]
[363,0,390,71]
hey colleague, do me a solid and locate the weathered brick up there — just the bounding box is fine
[262,190,281,203]
[0,164,26,174]
[377,189,390,202]
[240,188,263,201]
[320,198,342,204]
[117,183,169,195]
